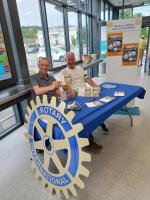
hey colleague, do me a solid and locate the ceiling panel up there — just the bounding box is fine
[108,0,150,7]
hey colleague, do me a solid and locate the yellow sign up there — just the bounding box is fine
[107,32,123,56]
[122,43,138,66]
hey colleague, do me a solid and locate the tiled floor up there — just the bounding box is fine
[0,72,150,200]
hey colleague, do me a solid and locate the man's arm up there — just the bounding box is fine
[80,67,97,87]
[33,84,55,96]
[31,77,61,96]
[85,76,97,87]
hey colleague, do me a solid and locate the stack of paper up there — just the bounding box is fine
[78,86,101,97]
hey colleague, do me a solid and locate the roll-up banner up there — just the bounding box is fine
[106,18,142,85]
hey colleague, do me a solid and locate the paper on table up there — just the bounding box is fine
[100,96,115,103]
[114,91,125,96]
[85,101,103,107]
[102,84,117,89]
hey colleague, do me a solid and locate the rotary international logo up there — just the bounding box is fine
[24,95,91,199]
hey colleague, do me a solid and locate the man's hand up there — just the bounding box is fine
[51,81,62,90]
[85,77,97,87]
[62,85,76,99]
[67,89,76,99]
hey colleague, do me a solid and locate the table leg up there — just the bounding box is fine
[121,106,133,127]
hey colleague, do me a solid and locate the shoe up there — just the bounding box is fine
[84,140,103,153]
[101,123,109,134]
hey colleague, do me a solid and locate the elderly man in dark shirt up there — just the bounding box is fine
[30,57,74,101]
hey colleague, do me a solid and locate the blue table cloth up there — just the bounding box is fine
[67,82,146,138]
[35,82,146,140]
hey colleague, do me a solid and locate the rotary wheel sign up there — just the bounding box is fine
[24,95,91,199]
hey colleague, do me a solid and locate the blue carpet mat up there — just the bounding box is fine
[114,107,140,116]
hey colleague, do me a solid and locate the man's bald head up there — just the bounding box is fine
[66,52,76,69]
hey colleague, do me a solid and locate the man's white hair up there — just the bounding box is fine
[38,57,51,65]
[66,52,75,59]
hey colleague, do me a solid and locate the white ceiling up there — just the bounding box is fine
[108,0,150,7]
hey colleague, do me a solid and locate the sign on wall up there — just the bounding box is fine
[0,23,12,81]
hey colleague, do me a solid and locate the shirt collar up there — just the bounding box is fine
[39,71,49,80]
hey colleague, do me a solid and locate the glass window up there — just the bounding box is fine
[16,0,46,75]
[119,9,123,19]
[133,5,150,17]
[86,0,91,13]
[45,3,66,68]
[0,106,20,138]
[67,0,79,8]
[101,1,104,20]
[68,11,80,60]
[110,6,113,20]
[0,23,12,81]
[87,16,91,54]
[119,8,133,19]
[80,0,86,11]
[105,3,108,21]
[82,15,88,55]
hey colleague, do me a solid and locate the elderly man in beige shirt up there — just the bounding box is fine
[61,52,109,153]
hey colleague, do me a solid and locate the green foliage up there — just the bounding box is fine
[119,9,142,19]
[28,44,39,48]
[71,28,87,46]
[119,8,132,19]
[71,36,77,46]
[21,26,41,38]
[0,54,8,63]
[141,27,149,39]
[82,27,87,44]
[133,13,142,18]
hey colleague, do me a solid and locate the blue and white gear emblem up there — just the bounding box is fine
[24,95,91,199]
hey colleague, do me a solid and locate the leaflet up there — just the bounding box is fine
[99,96,116,103]
[85,101,103,107]
[114,91,125,97]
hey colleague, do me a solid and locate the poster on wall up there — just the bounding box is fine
[122,43,138,66]
[0,23,11,81]
[107,32,123,56]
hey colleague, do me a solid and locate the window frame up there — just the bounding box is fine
[0,104,21,140]
[67,8,81,60]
